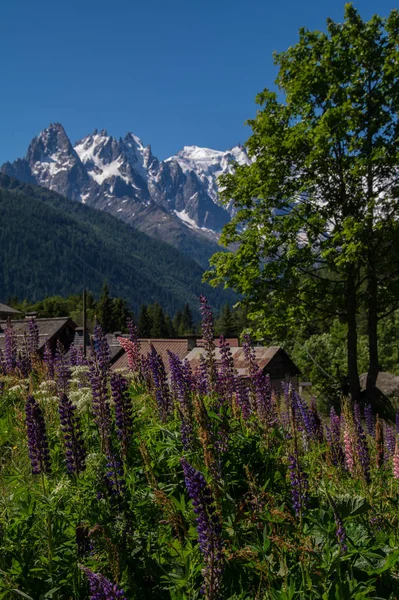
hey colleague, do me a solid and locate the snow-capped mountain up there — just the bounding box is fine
[166,145,250,205]
[1,123,248,264]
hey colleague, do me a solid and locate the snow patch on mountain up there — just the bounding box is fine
[174,209,199,230]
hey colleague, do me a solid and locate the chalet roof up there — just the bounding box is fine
[0,303,21,316]
[185,345,300,378]
[0,317,77,352]
[112,338,192,374]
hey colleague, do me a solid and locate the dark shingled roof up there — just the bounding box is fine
[112,338,192,374]
[0,303,21,316]
[0,317,77,352]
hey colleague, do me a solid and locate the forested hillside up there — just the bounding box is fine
[0,174,233,315]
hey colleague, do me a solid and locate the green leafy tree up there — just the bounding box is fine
[207,5,399,401]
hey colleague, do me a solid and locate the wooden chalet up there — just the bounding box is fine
[0,316,77,355]
[185,345,300,389]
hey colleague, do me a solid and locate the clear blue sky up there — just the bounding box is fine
[0,0,396,164]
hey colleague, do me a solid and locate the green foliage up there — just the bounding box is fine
[287,313,399,401]
[206,5,399,397]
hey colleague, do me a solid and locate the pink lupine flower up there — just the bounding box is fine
[343,425,355,475]
[393,440,399,480]
[118,337,140,372]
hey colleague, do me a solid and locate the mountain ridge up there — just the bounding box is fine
[1,123,248,265]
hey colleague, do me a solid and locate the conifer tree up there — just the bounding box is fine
[138,305,152,337]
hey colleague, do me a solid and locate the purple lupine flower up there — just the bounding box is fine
[110,373,133,460]
[168,351,195,449]
[80,566,127,600]
[364,404,375,437]
[199,295,217,394]
[25,395,51,475]
[385,423,396,459]
[140,354,152,388]
[69,344,87,366]
[326,407,344,467]
[334,511,348,554]
[234,376,251,419]
[396,413,399,435]
[195,355,209,396]
[288,386,313,440]
[104,453,126,499]
[168,351,193,414]
[148,345,173,422]
[178,408,196,451]
[43,341,55,379]
[242,333,259,380]
[181,458,224,598]
[354,417,370,483]
[253,371,277,427]
[288,452,308,517]
[88,325,112,450]
[217,336,236,405]
[182,358,196,393]
[58,394,86,474]
[54,341,71,397]
[28,318,39,356]
[92,323,111,372]
[4,318,17,374]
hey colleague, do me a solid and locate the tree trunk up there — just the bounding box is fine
[347,271,361,402]
[366,263,379,391]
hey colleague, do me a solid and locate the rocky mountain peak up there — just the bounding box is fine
[26,123,75,166]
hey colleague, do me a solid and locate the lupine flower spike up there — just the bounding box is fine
[288,452,309,517]
[80,566,127,599]
[181,458,223,599]
[25,395,51,475]
[110,373,134,460]
[88,324,112,450]
[199,295,217,394]
[148,345,173,422]
[58,394,86,474]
